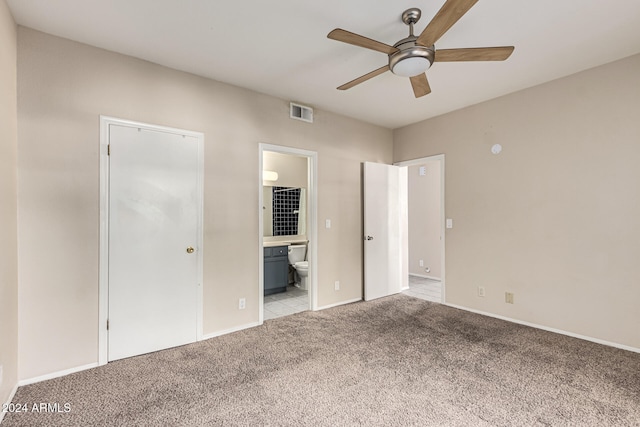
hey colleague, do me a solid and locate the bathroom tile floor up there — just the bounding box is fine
[403,276,442,303]
[264,285,309,320]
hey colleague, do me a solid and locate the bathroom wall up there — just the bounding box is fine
[408,162,441,279]
[263,151,307,188]
[16,27,393,380]
[263,151,309,239]
[0,0,18,407]
[394,53,640,350]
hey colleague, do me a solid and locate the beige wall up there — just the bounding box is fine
[17,27,392,380]
[0,0,18,406]
[394,54,640,349]
[408,162,441,279]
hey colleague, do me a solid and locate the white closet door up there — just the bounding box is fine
[108,124,199,361]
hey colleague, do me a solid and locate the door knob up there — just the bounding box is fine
[186,246,195,254]
[365,236,374,241]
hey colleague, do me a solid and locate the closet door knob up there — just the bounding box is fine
[186,247,195,254]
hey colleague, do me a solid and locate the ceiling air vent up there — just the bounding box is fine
[290,102,313,123]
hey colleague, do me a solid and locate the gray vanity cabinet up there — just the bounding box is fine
[264,246,288,295]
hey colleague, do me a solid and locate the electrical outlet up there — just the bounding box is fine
[334,281,340,291]
[505,292,514,304]
[419,259,424,267]
[239,298,246,310]
[478,286,485,297]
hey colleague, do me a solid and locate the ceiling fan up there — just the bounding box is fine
[327,0,514,98]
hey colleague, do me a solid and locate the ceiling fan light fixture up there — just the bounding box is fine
[391,56,432,77]
[389,39,435,77]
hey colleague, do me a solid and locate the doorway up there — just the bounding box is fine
[259,144,318,322]
[395,155,445,303]
[99,117,204,364]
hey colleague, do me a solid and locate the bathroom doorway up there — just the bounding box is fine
[258,144,318,322]
[395,155,445,304]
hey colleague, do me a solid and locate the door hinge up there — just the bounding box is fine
[107,144,110,156]
[106,319,109,330]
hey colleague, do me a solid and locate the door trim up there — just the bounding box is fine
[99,116,204,365]
[258,144,318,321]
[394,154,446,304]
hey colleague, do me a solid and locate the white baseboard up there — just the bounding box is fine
[409,273,442,281]
[18,362,99,387]
[316,297,362,311]
[445,303,640,354]
[200,321,262,341]
[17,322,263,389]
[17,323,264,389]
[0,383,19,424]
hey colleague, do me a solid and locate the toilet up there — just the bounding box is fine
[287,244,309,290]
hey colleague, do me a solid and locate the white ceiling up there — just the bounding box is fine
[7,0,640,129]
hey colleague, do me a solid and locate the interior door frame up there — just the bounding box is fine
[258,144,318,322]
[394,154,446,303]
[98,116,204,365]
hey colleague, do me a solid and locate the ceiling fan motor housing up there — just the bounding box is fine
[389,36,435,77]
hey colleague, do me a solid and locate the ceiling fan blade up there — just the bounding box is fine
[328,29,399,55]
[435,46,515,62]
[337,65,390,90]
[417,0,479,47]
[410,74,431,98]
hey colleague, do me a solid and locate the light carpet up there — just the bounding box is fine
[4,294,640,426]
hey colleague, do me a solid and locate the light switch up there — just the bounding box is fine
[325,219,331,229]
[446,218,453,229]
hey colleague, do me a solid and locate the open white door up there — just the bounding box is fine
[363,162,408,301]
